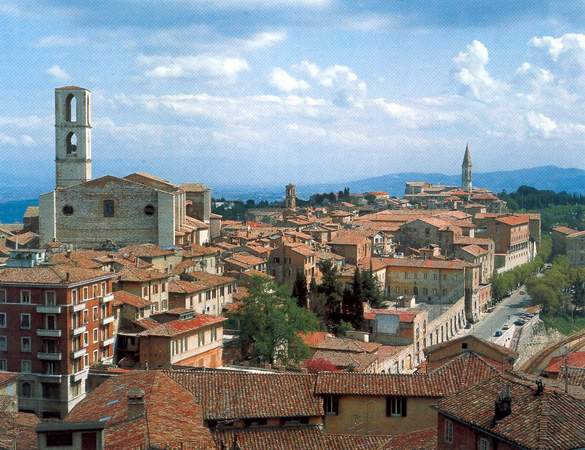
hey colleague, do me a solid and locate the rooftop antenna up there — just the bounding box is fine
[563,345,569,394]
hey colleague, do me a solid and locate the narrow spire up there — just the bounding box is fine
[462,143,472,167]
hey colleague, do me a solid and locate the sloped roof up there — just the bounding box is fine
[213,426,391,450]
[166,371,323,420]
[65,371,215,449]
[437,373,585,450]
[0,265,115,285]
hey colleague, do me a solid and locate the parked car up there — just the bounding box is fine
[514,319,526,326]
[494,330,503,337]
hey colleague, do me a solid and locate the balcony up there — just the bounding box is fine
[72,348,86,359]
[37,352,62,361]
[100,293,114,304]
[101,336,115,347]
[37,373,62,383]
[72,325,86,336]
[101,315,115,326]
[36,329,62,338]
[70,369,89,383]
[73,303,86,312]
[36,305,62,314]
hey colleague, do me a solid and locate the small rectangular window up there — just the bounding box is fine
[0,313,6,328]
[0,360,6,371]
[21,337,31,352]
[21,359,31,373]
[0,336,7,351]
[386,396,407,417]
[444,419,454,444]
[324,395,339,416]
[20,290,31,304]
[20,313,31,329]
[478,437,490,450]
[103,199,115,217]
[0,289,6,303]
[45,291,56,305]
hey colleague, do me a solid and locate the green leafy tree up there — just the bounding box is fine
[231,276,318,366]
[292,270,309,309]
[361,270,384,307]
[317,260,343,327]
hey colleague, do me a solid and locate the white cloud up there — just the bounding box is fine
[191,0,331,9]
[453,40,508,102]
[241,30,287,50]
[139,54,249,83]
[526,111,558,137]
[0,133,36,146]
[269,68,310,92]
[530,33,585,61]
[36,35,88,47]
[46,65,72,82]
[294,61,366,105]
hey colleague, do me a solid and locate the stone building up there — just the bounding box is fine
[285,183,297,209]
[39,86,211,250]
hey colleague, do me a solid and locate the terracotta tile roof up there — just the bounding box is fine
[124,172,180,192]
[0,372,17,387]
[65,371,215,449]
[316,350,503,397]
[545,352,585,374]
[379,428,437,450]
[5,231,38,246]
[169,279,208,295]
[0,264,115,286]
[312,336,382,353]
[165,371,324,420]
[226,253,266,266]
[186,216,209,230]
[363,308,421,322]
[118,266,170,283]
[213,427,391,450]
[133,317,161,330]
[51,251,105,269]
[453,236,494,246]
[311,350,378,372]
[119,243,176,258]
[286,243,314,257]
[0,410,39,450]
[182,245,220,258]
[459,244,488,256]
[299,331,333,347]
[495,215,529,226]
[185,271,235,289]
[559,367,585,388]
[424,335,518,360]
[329,232,369,246]
[112,290,150,309]
[437,373,585,450]
[138,315,225,337]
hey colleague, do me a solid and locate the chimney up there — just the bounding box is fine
[535,379,544,396]
[493,384,512,422]
[127,387,145,420]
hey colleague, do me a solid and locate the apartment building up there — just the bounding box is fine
[168,272,236,315]
[0,255,116,418]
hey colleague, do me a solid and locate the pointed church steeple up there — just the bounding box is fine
[461,143,472,192]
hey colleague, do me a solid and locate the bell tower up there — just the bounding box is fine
[55,86,92,188]
[461,143,472,193]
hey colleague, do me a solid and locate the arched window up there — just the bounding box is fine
[21,382,32,397]
[65,94,77,122]
[103,199,115,217]
[66,132,77,154]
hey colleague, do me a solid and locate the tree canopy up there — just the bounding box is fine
[230,276,319,366]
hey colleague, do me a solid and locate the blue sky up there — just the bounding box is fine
[1,0,585,191]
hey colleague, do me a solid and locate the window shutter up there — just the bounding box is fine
[386,397,391,417]
[401,397,407,417]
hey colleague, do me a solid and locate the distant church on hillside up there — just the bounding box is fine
[39,86,211,249]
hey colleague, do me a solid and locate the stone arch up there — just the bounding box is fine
[66,132,77,154]
[65,94,77,122]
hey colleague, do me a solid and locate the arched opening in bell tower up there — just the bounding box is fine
[66,132,78,154]
[65,94,78,122]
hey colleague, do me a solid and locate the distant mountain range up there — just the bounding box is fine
[1,165,585,223]
[296,166,585,198]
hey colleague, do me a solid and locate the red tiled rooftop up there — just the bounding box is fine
[139,315,225,337]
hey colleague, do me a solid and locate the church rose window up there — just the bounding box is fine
[144,204,155,216]
[62,205,74,216]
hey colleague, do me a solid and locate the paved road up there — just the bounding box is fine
[470,289,533,341]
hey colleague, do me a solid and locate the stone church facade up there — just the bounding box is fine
[40,86,209,249]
